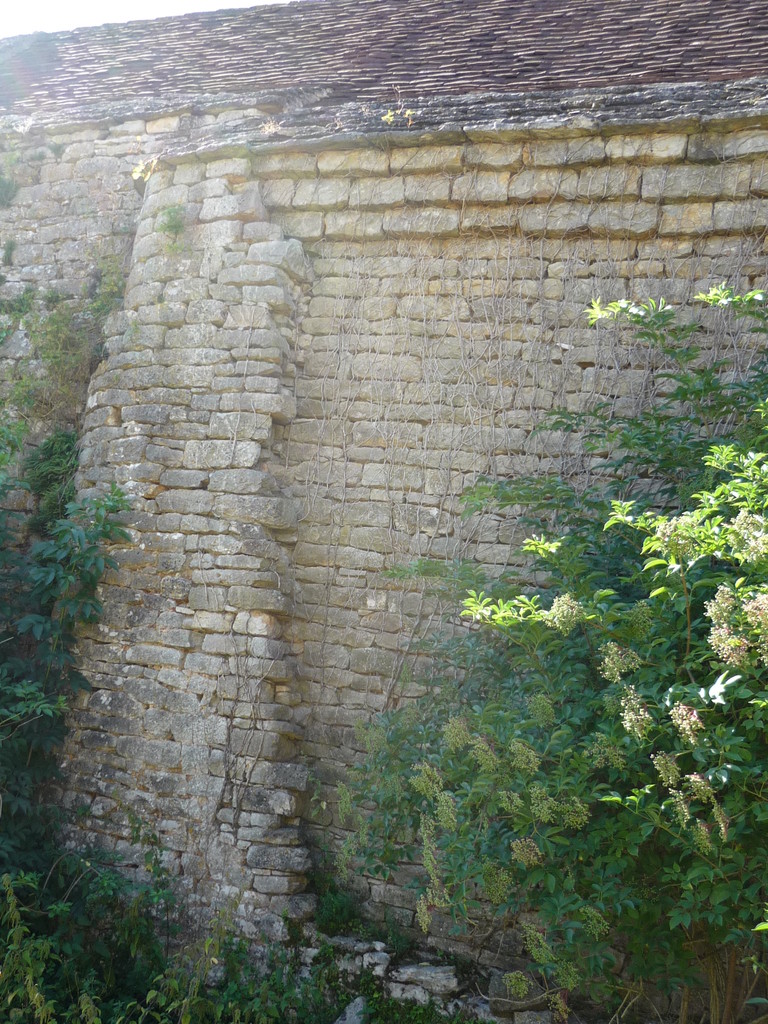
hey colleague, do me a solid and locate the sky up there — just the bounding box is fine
[1,0,293,40]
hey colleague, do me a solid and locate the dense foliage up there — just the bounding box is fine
[343,286,768,1023]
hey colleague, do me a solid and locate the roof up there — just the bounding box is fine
[1,0,768,119]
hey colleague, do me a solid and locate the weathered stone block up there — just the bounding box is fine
[452,171,509,202]
[317,149,389,176]
[226,587,291,614]
[508,167,578,200]
[389,145,464,173]
[214,494,298,528]
[382,207,459,236]
[588,201,659,236]
[605,132,687,162]
[293,178,349,209]
[245,845,311,872]
[187,587,228,612]
[349,177,405,207]
[182,440,260,469]
[518,201,589,234]
[660,202,715,235]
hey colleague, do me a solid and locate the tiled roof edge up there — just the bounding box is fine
[3,78,768,148]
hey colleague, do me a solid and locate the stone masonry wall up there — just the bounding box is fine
[3,106,768,945]
[244,127,768,937]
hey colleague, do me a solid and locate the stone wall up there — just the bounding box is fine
[2,103,768,945]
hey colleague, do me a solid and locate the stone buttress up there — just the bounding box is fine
[67,154,313,936]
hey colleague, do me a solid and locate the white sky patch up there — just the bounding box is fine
[2,0,294,40]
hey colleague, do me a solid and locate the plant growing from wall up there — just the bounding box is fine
[1,259,125,423]
[156,205,185,252]
[0,173,17,208]
[342,286,768,1023]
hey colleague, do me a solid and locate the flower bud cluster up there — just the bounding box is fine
[729,509,768,561]
[587,734,626,770]
[482,861,515,904]
[443,716,471,751]
[509,836,543,869]
[527,692,555,727]
[601,642,642,685]
[619,685,652,739]
[508,739,541,775]
[652,751,680,788]
[545,593,586,635]
[669,702,704,746]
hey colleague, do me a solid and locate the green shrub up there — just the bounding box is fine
[344,286,768,1023]
[0,420,128,873]
[23,428,79,534]
[0,174,17,208]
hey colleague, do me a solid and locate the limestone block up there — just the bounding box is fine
[272,211,324,239]
[142,185,190,217]
[259,178,296,208]
[182,440,260,469]
[317,149,389,176]
[403,174,451,203]
[660,202,715,235]
[689,130,768,162]
[351,353,420,381]
[214,495,298,529]
[645,163,748,201]
[194,220,243,249]
[186,588,228,614]
[382,207,459,236]
[713,199,768,232]
[239,787,300,816]
[146,443,185,467]
[460,205,518,230]
[205,157,252,180]
[385,984,430,1006]
[324,211,384,238]
[389,146,464,173]
[246,845,311,872]
[518,202,589,235]
[537,136,605,166]
[245,239,310,284]
[348,177,405,207]
[200,190,266,222]
[208,469,266,493]
[452,171,509,202]
[605,133,687,162]
[202,633,247,656]
[208,411,273,440]
[154,490,214,515]
[242,285,294,312]
[464,141,524,169]
[189,178,229,201]
[73,155,125,178]
[125,644,184,668]
[174,163,206,185]
[293,178,349,209]
[390,965,459,995]
[250,872,307,895]
[508,168,578,200]
[578,165,642,199]
[251,151,317,176]
[247,763,309,790]
[243,222,283,243]
[588,202,659,236]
